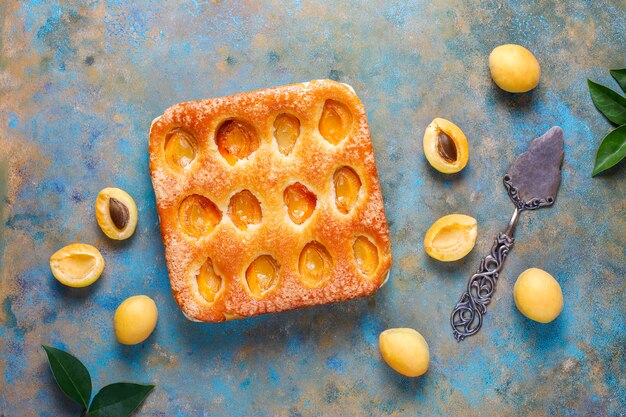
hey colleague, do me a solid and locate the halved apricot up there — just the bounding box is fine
[165,128,197,170]
[216,119,260,165]
[95,187,138,240]
[319,100,353,145]
[245,255,279,299]
[353,236,379,277]
[196,257,223,303]
[273,113,300,155]
[179,194,222,238]
[298,241,333,288]
[424,214,477,262]
[50,243,105,288]
[228,190,262,230]
[334,166,361,214]
[283,183,316,225]
[423,118,469,174]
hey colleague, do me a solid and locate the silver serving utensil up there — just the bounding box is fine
[451,126,564,341]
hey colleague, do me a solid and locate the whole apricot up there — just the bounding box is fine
[514,268,563,323]
[379,328,429,377]
[114,295,158,345]
[489,44,540,93]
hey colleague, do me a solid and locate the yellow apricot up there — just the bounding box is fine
[424,214,477,262]
[514,268,563,323]
[423,118,469,174]
[379,328,429,377]
[95,187,138,240]
[50,243,105,288]
[114,295,158,345]
[489,44,541,93]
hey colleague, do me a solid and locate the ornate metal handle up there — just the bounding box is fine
[450,232,515,341]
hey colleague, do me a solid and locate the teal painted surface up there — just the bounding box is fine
[1,1,625,416]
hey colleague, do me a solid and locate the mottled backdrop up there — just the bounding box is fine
[1,1,625,416]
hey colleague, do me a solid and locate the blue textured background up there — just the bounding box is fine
[1,1,625,416]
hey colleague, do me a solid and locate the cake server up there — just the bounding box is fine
[450,126,564,341]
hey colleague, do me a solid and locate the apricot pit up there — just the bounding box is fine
[424,214,477,262]
[423,118,469,174]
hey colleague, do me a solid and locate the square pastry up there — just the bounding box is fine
[149,79,392,322]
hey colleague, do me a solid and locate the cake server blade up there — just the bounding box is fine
[450,126,564,341]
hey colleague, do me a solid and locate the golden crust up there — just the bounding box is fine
[149,80,392,322]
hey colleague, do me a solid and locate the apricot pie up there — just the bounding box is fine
[149,79,392,322]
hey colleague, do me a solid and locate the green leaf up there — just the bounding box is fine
[88,383,155,417]
[592,124,626,176]
[610,68,626,93]
[587,79,626,125]
[42,345,92,409]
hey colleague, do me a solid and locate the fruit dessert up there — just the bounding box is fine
[149,80,392,322]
